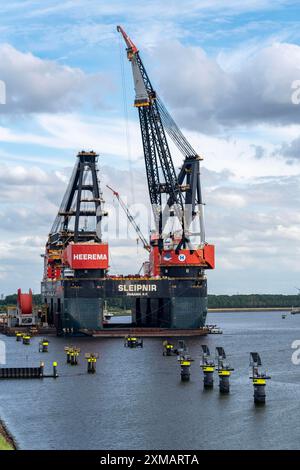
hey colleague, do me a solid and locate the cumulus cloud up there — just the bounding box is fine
[277,135,300,162]
[0,164,50,185]
[156,41,300,132]
[0,44,111,113]
[251,145,265,160]
[0,161,151,293]
[19,0,291,22]
[1,158,300,294]
[0,163,67,237]
[1,4,300,295]
[204,172,300,292]
[0,114,143,163]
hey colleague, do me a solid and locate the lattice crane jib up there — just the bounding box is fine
[117,26,206,250]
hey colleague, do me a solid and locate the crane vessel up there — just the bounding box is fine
[41,27,214,334]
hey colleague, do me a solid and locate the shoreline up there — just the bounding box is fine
[107,307,294,316]
[0,419,17,450]
[208,307,292,312]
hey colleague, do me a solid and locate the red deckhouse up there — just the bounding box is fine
[64,243,109,270]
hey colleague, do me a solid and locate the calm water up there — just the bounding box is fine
[1,311,300,450]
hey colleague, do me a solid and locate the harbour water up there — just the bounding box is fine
[0,311,300,450]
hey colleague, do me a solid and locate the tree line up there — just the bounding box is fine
[1,293,300,309]
[207,294,300,308]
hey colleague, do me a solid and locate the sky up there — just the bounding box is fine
[1,0,300,295]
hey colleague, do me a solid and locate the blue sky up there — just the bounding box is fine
[1,0,300,295]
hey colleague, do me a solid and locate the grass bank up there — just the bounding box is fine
[0,421,16,450]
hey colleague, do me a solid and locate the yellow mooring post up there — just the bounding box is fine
[162,340,175,356]
[249,352,271,404]
[40,361,45,377]
[64,346,80,365]
[215,347,234,394]
[22,334,31,345]
[200,345,215,389]
[72,348,80,365]
[124,336,143,348]
[64,346,72,363]
[16,332,22,342]
[53,361,58,378]
[85,353,99,374]
[39,338,49,353]
[178,354,194,381]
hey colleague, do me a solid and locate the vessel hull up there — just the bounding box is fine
[41,277,208,332]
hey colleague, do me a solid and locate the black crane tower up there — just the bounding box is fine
[49,150,107,249]
[117,26,205,252]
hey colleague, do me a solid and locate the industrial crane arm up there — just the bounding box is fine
[117,26,184,236]
[117,25,207,249]
[117,25,139,54]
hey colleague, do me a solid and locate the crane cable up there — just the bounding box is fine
[108,247,117,274]
[118,34,135,204]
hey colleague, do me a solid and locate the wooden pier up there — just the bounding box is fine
[0,325,57,337]
[0,363,58,379]
[0,367,43,379]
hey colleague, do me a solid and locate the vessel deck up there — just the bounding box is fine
[84,328,208,337]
